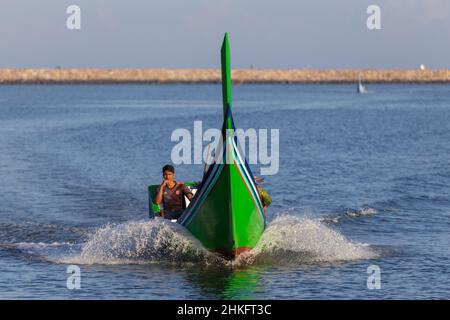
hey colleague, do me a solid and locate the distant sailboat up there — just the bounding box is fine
[357,75,367,94]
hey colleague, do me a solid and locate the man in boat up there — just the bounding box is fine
[154,164,194,220]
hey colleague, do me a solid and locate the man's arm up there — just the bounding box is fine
[182,185,194,201]
[154,180,166,205]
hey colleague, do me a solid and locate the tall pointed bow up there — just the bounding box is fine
[177,33,266,259]
[221,33,233,129]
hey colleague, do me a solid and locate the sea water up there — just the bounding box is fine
[0,84,449,299]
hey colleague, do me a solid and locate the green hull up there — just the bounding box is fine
[178,160,266,258]
[149,33,266,259]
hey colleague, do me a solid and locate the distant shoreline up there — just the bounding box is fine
[1,69,449,84]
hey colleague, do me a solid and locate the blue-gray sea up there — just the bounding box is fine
[0,84,449,299]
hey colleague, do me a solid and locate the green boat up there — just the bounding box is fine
[148,33,266,259]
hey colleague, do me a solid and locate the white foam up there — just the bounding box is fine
[57,219,224,266]
[7,214,378,267]
[235,215,378,266]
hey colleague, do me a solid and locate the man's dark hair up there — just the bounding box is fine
[162,164,175,173]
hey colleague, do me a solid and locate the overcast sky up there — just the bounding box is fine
[0,0,449,69]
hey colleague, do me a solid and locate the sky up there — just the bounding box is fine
[0,0,449,69]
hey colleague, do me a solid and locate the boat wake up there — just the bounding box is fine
[235,215,378,266]
[2,214,378,267]
[55,219,224,266]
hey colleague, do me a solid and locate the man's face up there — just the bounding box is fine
[163,170,175,182]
